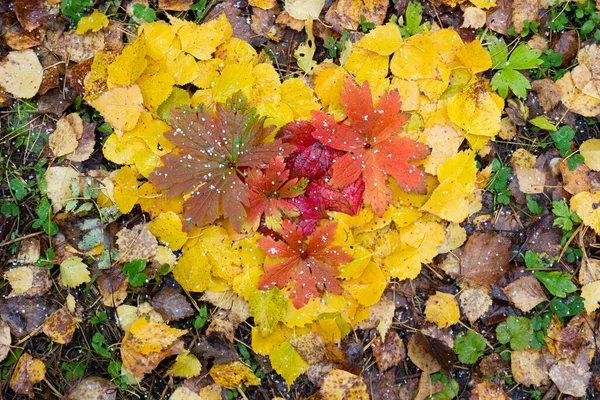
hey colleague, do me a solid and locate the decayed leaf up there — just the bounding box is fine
[60,256,91,288]
[356,296,395,337]
[512,0,539,34]
[502,274,547,312]
[45,166,81,212]
[152,287,195,322]
[49,113,84,157]
[5,266,50,298]
[460,233,511,287]
[407,333,442,374]
[289,332,326,365]
[66,376,117,400]
[167,351,202,378]
[549,350,591,397]
[372,332,405,372]
[470,380,508,399]
[115,224,158,263]
[320,369,368,400]
[579,258,600,285]
[560,160,592,195]
[510,349,552,386]
[66,121,96,162]
[571,191,600,235]
[459,287,492,324]
[9,353,46,399]
[89,85,144,132]
[0,320,10,362]
[42,307,77,345]
[324,0,388,31]
[209,361,261,389]
[0,49,43,98]
[462,7,487,29]
[424,292,460,328]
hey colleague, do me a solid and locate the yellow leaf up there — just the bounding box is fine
[321,369,368,400]
[279,78,321,120]
[294,19,317,75]
[172,13,232,60]
[342,261,386,306]
[158,87,191,121]
[580,139,600,171]
[312,63,350,119]
[356,23,402,55]
[139,22,176,61]
[209,361,260,389]
[438,222,467,253]
[571,191,600,235]
[42,307,76,345]
[138,182,183,218]
[425,291,460,328]
[421,179,471,223]
[89,85,144,132]
[172,246,211,292]
[60,256,91,288]
[107,36,147,88]
[9,353,46,397]
[84,51,115,100]
[556,72,600,117]
[400,221,446,263]
[582,280,600,313]
[270,342,309,388]
[76,10,109,35]
[0,49,43,99]
[136,72,174,112]
[249,288,288,335]
[438,149,478,188]
[455,39,492,74]
[170,387,202,400]
[447,81,503,139]
[470,0,496,8]
[251,325,289,355]
[147,211,188,250]
[216,37,257,64]
[232,266,263,301]
[344,47,389,86]
[168,52,200,86]
[125,318,187,355]
[4,267,33,294]
[383,243,421,280]
[167,351,202,378]
[252,63,281,105]
[192,59,223,89]
[113,166,139,213]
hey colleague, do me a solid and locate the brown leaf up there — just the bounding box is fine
[511,348,553,386]
[115,224,158,263]
[512,0,539,34]
[290,332,326,365]
[460,232,511,287]
[9,353,46,399]
[42,307,76,344]
[579,258,600,285]
[549,349,592,397]
[459,286,492,324]
[151,287,194,322]
[158,0,193,10]
[514,165,546,194]
[122,339,185,378]
[53,31,106,63]
[206,1,255,45]
[407,333,442,374]
[356,296,395,337]
[0,296,56,338]
[66,121,96,162]
[502,274,547,312]
[523,215,564,258]
[0,12,44,50]
[36,88,76,116]
[191,330,238,367]
[560,159,593,195]
[371,332,405,372]
[414,372,446,400]
[0,320,11,362]
[200,291,250,326]
[553,313,595,360]
[531,79,561,113]
[487,0,513,35]
[49,112,84,157]
[15,237,41,265]
[96,267,128,308]
[66,376,117,400]
[479,353,508,377]
[13,0,58,32]
[66,58,93,97]
[364,369,400,399]
[469,380,509,399]
[324,0,388,32]
[551,30,578,68]
[6,265,52,298]
[462,7,487,29]
[103,20,124,53]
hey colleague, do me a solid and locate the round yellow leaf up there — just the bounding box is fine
[113,166,139,214]
[580,139,600,171]
[76,10,109,35]
[356,23,402,55]
[172,247,211,292]
[570,191,600,235]
[146,211,188,250]
[209,361,260,389]
[581,280,600,313]
[167,352,202,378]
[424,291,460,328]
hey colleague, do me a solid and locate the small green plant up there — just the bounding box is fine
[62,361,86,380]
[397,1,429,38]
[533,49,565,81]
[194,305,209,329]
[550,126,585,170]
[60,0,93,25]
[133,3,157,23]
[323,33,348,58]
[531,313,551,348]
[508,19,540,37]
[496,316,533,350]
[122,259,148,287]
[552,199,583,262]
[237,343,265,379]
[91,311,107,325]
[191,0,208,21]
[524,251,577,298]
[91,332,112,358]
[487,158,511,205]
[32,198,59,236]
[359,15,375,32]
[526,195,544,215]
[454,330,486,364]
[35,248,56,268]
[549,295,584,318]
[428,373,459,400]
[487,37,542,98]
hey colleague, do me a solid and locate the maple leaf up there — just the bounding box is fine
[277,120,337,181]
[245,157,308,231]
[150,95,295,231]
[307,179,365,216]
[311,77,430,216]
[258,220,353,308]
[288,194,329,236]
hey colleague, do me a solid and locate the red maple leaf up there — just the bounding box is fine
[245,157,307,231]
[258,220,352,308]
[150,96,295,231]
[288,194,329,236]
[310,77,431,216]
[277,120,337,181]
[307,179,364,216]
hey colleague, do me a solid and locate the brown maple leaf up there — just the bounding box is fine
[150,95,295,231]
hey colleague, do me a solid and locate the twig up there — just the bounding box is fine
[0,231,43,248]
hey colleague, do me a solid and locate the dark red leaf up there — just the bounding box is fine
[306,179,364,216]
[288,194,329,236]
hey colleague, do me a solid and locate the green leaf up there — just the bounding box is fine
[534,271,577,298]
[454,331,486,364]
[9,178,28,200]
[567,154,585,170]
[429,379,459,400]
[491,68,531,98]
[1,202,19,217]
[399,1,427,37]
[529,116,557,131]
[507,44,543,70]
[550,126,576,158]
[496,316,533,350]
[526,195,544,215]
[524,250,548,270]
[486,35,509,68]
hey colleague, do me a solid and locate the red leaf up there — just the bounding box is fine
[150,96,295,231]
[306,179,364,216]
[245,157,307,231]
[288,195,329,236]
[310,77,430,216]
[278,120,337,181]
[258,220,352,308]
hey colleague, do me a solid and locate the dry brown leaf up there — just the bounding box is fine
[512,0,539,34]
[371,332,405,372]
[527,34,548,52]
[45,166,81,212]
[514,164,545,194]
[14,237,40,264]
[511,349,552,386]
[290,332,326,365]
[122,339,185,378]
[556,71,600,117]
[151,287,195,322]
[502,274,547,312]
[356,296,394,337]
[158,0,193,10]
[0,320,11,363]
[469,380,509,399]
[275,11,305,31]
[43,307,77,345]
[13,0,58,31]
[552,30,579,68]
[462,7,487,29]
[407,333,442,374]
[66,121,96,162]
[96,267,128,308]
[9,353,46,399]
[0,296,55,338]
[579,258,600,285]
[460,232,511,287]
[553,313,595,360]
[320,369,369,400]
[415,372,446,400]
[53,31,106,63]
[459,286,492,324]
[324,0,388,32]
[200,291,250,326]
[0,49,43,99]
[560,159,592,195]
[5,265,51,297]
[479,353,508,377]
[115,224,158,263]
[498,117,517,140]
[66,376,117,400]
[487,0,513,35]
[549,349,592,397]
[0,12,43,50]
[49,113,84,157]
